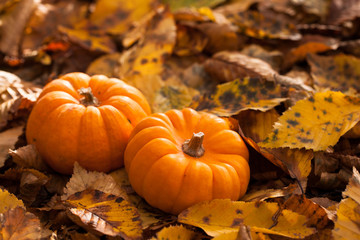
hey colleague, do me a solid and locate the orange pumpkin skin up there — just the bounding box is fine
[124,108,250,214]
[26,72,151,174]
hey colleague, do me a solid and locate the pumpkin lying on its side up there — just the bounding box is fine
[124,108,250,214]
[26,72,151,174]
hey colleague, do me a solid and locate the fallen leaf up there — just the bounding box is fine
[8,144,51,172]
[343,167,360,204]
[0,188,24,213]
[65,189,142,239]
[260,148,313,189]
[63,163,127,201]
[281,194,332,230]
[237,109,280,143]
[226,10,301,40]
[260,91,360,150]
[58,26,116,53]
[87,0,157,35]
[242,184,297,202]
[174,24,208,56]
[0,0,38,59]
[86,53,122,77]
[307,53,360,91]
[150,225,198,240]
[109,168,174,229]
[0,206,50,239]
[0,126,24,168]
[178,199,315,238]
[241,44,283,72]
[332,197,360,239]
[191,77,287,116]
[19,169,49,206]
[164,0,225,11]
[327,0,360,25]
[119,6,176,79]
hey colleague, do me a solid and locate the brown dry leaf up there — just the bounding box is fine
[226,10,301,40]
[86,53,122,77]
[65,188,142,239]
[203,51,312,91]
[0,71,41,130]
[174,24,208,56]
[0,188,24,213]
[150,225,198,240]
[237,109,280,143]
[0,126,23,168]
[8,144,51,172]
[63,162,127,201]
[0,0,38,60]
[191,77,287,116]
[241,44,283,72]
[0,206,50,239]
[242,184,297,202]
[308,53,360,91]
[343,167,360,204]
[281,194,332,230]
[327,0,360,25]
[260,91,360,151]
[178,199,315,238]
[260,148,313,189]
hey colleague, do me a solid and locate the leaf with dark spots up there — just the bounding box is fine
[178,199,315,238]
[65,188,142,239]
[308,53,360,91]
[190,77,287,116]
[260,91,360,151]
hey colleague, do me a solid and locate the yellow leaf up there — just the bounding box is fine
[65,189,142,239]
[0,206,50,239]
[237,109,280,143]
[151,225,198,240]
[0,188,24,214]
[178,199,315,238]
[63,162,127,201]
[88,0,156,35]
[119,6,176,78]
[332,198,360,240]
[343,167,360,204]
[86,53,122,77]
[260,91,360,150]
[191,77,287,116]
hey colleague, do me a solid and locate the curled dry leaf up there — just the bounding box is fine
[8,144,51,172]
[191,77,287,116]
[281,194,332,230]
[174,24,208,56]
[241,44,283,72]
[343,167,360,204]
[65,189,142,239]
[62,162,127,201]
[0,125,24,168]
[260,148,313,190]
[260,91,360,151]
[178,199,315,238]
[242,184,298,202]
[150,225,198,240]
[0,206,50,239]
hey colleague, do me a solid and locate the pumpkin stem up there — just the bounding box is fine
[182,132,205,158]
[78,87,99,107]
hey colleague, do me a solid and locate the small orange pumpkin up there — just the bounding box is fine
[124,108,250,214]
[26,72,151,174]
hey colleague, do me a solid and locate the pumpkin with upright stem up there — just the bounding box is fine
[124,108,250,214]
[26,72,151,174]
